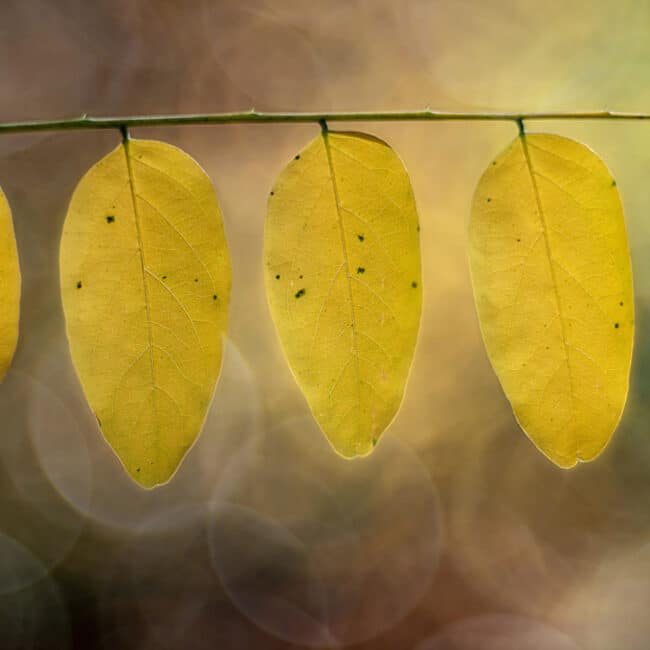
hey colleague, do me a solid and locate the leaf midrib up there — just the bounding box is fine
[122,140,158,436]
[519,134,578,455]
[321,132,362,423]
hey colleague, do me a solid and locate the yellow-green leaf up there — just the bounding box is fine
[0,186,20,381]
[469,133,634,467]
[264,131,422,457]
[60,139,231,488]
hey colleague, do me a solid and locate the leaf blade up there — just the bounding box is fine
[60,139,231,487]
[469,133,634,466]
[265,131,422,457]
[0,187,20,381]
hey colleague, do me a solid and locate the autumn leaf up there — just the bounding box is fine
[469,132,634,467]
[264,130,422,457]
[60,139,231,487]
[0,186,20,382]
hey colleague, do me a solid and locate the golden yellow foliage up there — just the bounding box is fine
[60,139,231,487]
[264,131,422,457]
[469,133,634,467]
[0,187,20,382]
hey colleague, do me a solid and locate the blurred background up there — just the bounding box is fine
[1,1,649,648]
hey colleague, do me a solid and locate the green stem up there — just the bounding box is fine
[1,109,650,135]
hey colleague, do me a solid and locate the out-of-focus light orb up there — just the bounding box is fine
[25,367,92,516]
[558,542,650,650]
[0,531,71,649]
[40,339,262,533]
[205,4,331,108]
[443,408,630,619]
[0,531,48,595]
[208,416,443,647]
[413,614,579,650]
[0,369,87,577]
[99,505,258,650]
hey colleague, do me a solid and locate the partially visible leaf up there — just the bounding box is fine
[469,133,634,467]
[0,186,20,382]
[60,139,231,488]
[264,131,422,457]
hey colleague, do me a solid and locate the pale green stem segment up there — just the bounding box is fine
[2,109,650,135]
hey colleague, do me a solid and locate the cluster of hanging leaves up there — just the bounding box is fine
[0,128,635,488]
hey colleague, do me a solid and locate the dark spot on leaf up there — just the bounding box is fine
[194,278,198,282]
[270,191,275,196]
[620,301,624,306]
[162,275,167,280]
[106,215,115,223]
[357,234,365,242]
[417,224,421,232]
[357,267,365,274]
[136,467,140,473]
[295,288,306,299]
[517,238,521,242]
[299,275,303,279]
[294,155,301,160]
[213,294,218,301]
[76,281,82,289]
[492,161,497,166]
[487,197,491,202]
[614,322,619,328]
[372,438,377,447]
[611,180,617,187]
[275,274,281,280]
[411,281,418,288]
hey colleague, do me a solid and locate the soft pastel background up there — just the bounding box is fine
[1,1,649,648]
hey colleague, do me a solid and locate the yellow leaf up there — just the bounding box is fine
[264,131,422,457]
[0,186,20,381]
[469,133,634,467]
[60,139,231,487]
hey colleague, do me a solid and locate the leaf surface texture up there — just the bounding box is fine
[60,139,231,487]
[469,133,634,466]
[265,131,422,457]
[0,187,20,382]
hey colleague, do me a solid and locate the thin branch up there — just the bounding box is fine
[1,109,650,135]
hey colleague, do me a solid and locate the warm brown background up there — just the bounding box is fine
[1,1,649,648]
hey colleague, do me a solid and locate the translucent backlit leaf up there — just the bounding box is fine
[264,130,422,457]
[0,186,20,382]
[60,139,231,488]
[469,132,634,467]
